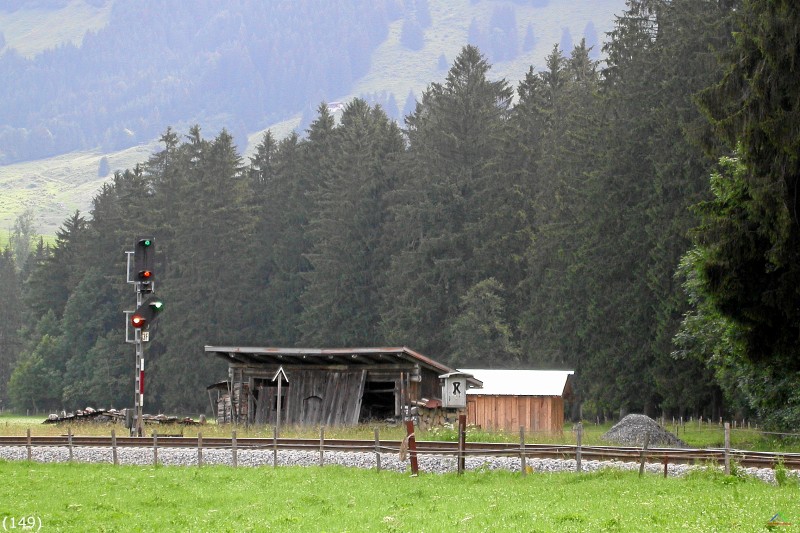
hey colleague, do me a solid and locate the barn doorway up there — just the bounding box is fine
[359,380,396,422]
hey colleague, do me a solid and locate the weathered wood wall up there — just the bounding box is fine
[254,369,367,426]
[219,363,451,426]
[467,395,565,433]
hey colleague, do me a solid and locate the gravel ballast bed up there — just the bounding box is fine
[1,446,790,484]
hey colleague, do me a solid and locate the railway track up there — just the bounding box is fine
[3,435,798,470]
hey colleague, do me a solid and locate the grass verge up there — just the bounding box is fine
[0,461,797,532]
[3,413,800,452]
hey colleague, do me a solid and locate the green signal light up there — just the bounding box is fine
[142,239,152,247]
[149,301,164,312]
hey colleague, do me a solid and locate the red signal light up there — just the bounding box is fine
[139,270,152,280]
[131,314,147,329]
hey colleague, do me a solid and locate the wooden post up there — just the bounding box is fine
[576,422,583,474]
[153,431,158,466]
[273,425,278,468]
[457,414,466,475]
[26,428,31,461]
[231,430,237,468]
[319,426,325,467]
[399,372,405,419]
[724,422,730,475]
[68,427,73,462]
[111,429,118,466]
[663,455,669,478]
[197,432,203,467]
[519,426,526,476]
[638,431,650,477]
[374,427,381,472]
[405,420,418,476]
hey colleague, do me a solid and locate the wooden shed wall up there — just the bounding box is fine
[221,361,456,426]
[467,395,565,433]
[253,369,367,426]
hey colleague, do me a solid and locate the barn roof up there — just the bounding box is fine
[460,369,574,397]
[204,346,482,387]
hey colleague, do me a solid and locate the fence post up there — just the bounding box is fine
[724,422,730,475]
[519,426,526,476]
[231,430,237,468]
[405,420,419,476]
[197,432,203,467]
[68,427,73,462]
[638,431,650,477]
[111,429,118,466]
[273,425,278,468]
[153,431,158,466]
[26,428,31,461]
[457,414,466,475]
[319,426,325,467]
[576,422,583,474]
[374,427,381,472]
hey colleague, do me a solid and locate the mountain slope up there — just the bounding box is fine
[0,0,626,236]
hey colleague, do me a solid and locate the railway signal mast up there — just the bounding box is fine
[126,237,163,436]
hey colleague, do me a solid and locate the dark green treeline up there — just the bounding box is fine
[1,0,757,421]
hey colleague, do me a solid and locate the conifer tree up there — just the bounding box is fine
[0,247,21,405]
[300,99,403,346]
[689,0,800,427]
[381,45,512,361]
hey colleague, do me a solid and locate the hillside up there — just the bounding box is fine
[0,0,626,236]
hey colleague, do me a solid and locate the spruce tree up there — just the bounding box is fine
[381,45,512,361]
[300,99,403,346]
[0,247,21,405]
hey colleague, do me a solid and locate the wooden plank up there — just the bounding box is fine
[325,372,341,426]
[467,399,477,426]
[349,370,367,424]
[525,397,532,432]
[254,385,269,425]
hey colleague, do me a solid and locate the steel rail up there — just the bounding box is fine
[3,435,799,469]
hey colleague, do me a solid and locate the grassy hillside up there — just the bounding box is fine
[0,0,112,59]
[0,0,625,237]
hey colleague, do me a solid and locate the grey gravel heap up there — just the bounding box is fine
[602,414,688,448]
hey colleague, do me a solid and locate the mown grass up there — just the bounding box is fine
[0,460,797,532]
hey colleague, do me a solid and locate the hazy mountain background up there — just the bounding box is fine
[0,0,625,236]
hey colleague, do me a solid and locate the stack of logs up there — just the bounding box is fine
[413,403,465,430]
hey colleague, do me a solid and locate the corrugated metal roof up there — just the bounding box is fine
[204,346,482,387]
[460,369,574,397]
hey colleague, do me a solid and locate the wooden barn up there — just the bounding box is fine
[204,346,481,426]
[461,369,574,434]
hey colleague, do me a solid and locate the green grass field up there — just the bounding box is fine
[0,461,797,532]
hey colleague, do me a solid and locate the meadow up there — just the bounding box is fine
[2,414,800,531]
[0,460,797,532]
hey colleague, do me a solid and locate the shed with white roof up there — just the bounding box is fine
[460,369,574,433]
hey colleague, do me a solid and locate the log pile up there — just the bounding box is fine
[413,402,465,430]
[44,407,202,426]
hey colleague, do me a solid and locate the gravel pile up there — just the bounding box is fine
[0,445,790,485]
[602,414,688,448]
